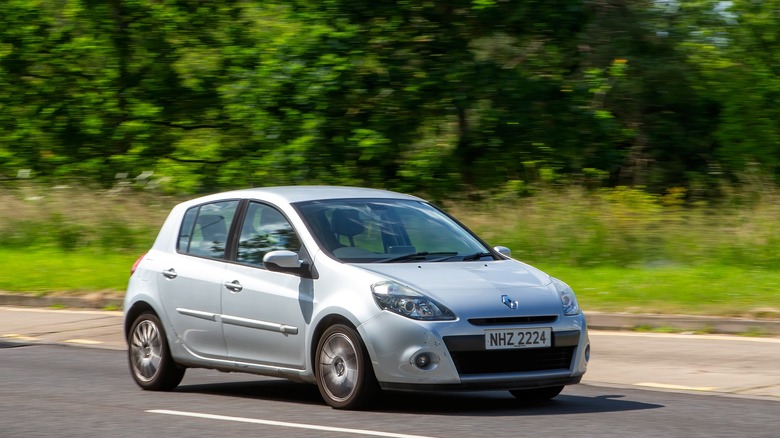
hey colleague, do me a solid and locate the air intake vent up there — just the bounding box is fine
[468,315,558,326]
[443,344,575,375]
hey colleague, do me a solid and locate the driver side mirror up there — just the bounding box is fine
[494,246,512,257]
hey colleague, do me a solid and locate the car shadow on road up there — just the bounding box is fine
[175,379,664,416]
[0,340,31,348]
[176,379,325,407]
[372,392,664,416]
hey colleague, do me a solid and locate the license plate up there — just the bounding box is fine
[485,327,552,350]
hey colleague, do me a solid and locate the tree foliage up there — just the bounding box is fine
[0,0,778,196]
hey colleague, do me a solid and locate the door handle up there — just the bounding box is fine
[162,268,178,279]
[224,280,243,292]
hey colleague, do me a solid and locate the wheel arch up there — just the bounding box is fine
[309,314,358,377]
[124,301,157,340]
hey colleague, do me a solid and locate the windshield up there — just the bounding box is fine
[294,198,493,263]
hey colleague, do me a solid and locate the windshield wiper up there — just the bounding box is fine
[461,251,495,261]
[379,251,458,263]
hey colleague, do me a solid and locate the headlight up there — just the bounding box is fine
[552,277,580,316]
[371,281,456,321]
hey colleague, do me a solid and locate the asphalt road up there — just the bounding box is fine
[1,343,778,438]
[2,306,780,398]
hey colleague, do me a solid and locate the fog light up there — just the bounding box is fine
[413,353,431,369]
[585,344,591,363]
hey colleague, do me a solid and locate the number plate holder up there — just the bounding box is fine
[484,327,552,350]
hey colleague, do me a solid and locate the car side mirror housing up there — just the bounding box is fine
[494,246,512,257]
[264,250,312,277]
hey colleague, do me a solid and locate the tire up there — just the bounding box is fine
[315,324,379,409]
[127,312,185,391]
[509,385,564,402]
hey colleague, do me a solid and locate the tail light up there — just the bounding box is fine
[131,252,147,275]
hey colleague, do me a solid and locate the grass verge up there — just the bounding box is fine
[0,249,138,295]
[2,247,778,319]
[1,183,779,318]
[537,264,780,318]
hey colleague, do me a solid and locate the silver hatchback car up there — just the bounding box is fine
[124,186,589,409]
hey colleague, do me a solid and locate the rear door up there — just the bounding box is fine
[156,200,240,359]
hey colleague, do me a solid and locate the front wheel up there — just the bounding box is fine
[128,312,185,391]
[509,385,564,402]
[315,324,379,409]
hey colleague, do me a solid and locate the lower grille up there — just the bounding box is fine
[468,315,558,326]
[443,338,575,375]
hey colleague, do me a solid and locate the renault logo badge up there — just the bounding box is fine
[501,295,518,310]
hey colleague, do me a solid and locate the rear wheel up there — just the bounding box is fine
[315,324,378,409]
[509,385,564,402]
[128,312,185,391]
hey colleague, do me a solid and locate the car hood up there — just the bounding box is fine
[355,260,562,317]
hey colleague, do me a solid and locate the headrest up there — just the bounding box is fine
[331,208,365,237]
[197,214,226,241]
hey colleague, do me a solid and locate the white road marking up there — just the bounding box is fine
[64,339,102,345]
[635,382,717,391]
[1,334,39,341]
[147,409,438,438]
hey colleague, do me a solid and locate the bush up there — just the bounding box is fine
[3,181,779,270]
[452,185,780,269]
[0,182,173,253]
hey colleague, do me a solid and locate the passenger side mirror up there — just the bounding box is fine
[263,250,312,277]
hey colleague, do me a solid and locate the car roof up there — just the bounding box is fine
[183,186,424,207]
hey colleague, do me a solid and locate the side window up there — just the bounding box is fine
[237,202,301,266]
[178,200,240,259]
[178,208,198,252]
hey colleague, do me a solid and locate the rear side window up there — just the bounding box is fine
[177,200,240,259]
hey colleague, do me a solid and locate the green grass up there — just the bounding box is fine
[535,264,780,318]
[2,249,778,319]
[0,249,139,294]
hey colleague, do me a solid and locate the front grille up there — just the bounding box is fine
[443,335,576,375]
[468,315,558,326]
[447,346,575,375]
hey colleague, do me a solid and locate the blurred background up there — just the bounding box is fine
[0,1,778,322]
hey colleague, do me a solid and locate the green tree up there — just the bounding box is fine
[1,0,778,196]
[680,0,780,181]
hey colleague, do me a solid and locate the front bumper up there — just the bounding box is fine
[358,311,589,390]
[380,375,582,392]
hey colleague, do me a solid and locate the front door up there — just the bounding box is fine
[220,202,311,368]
